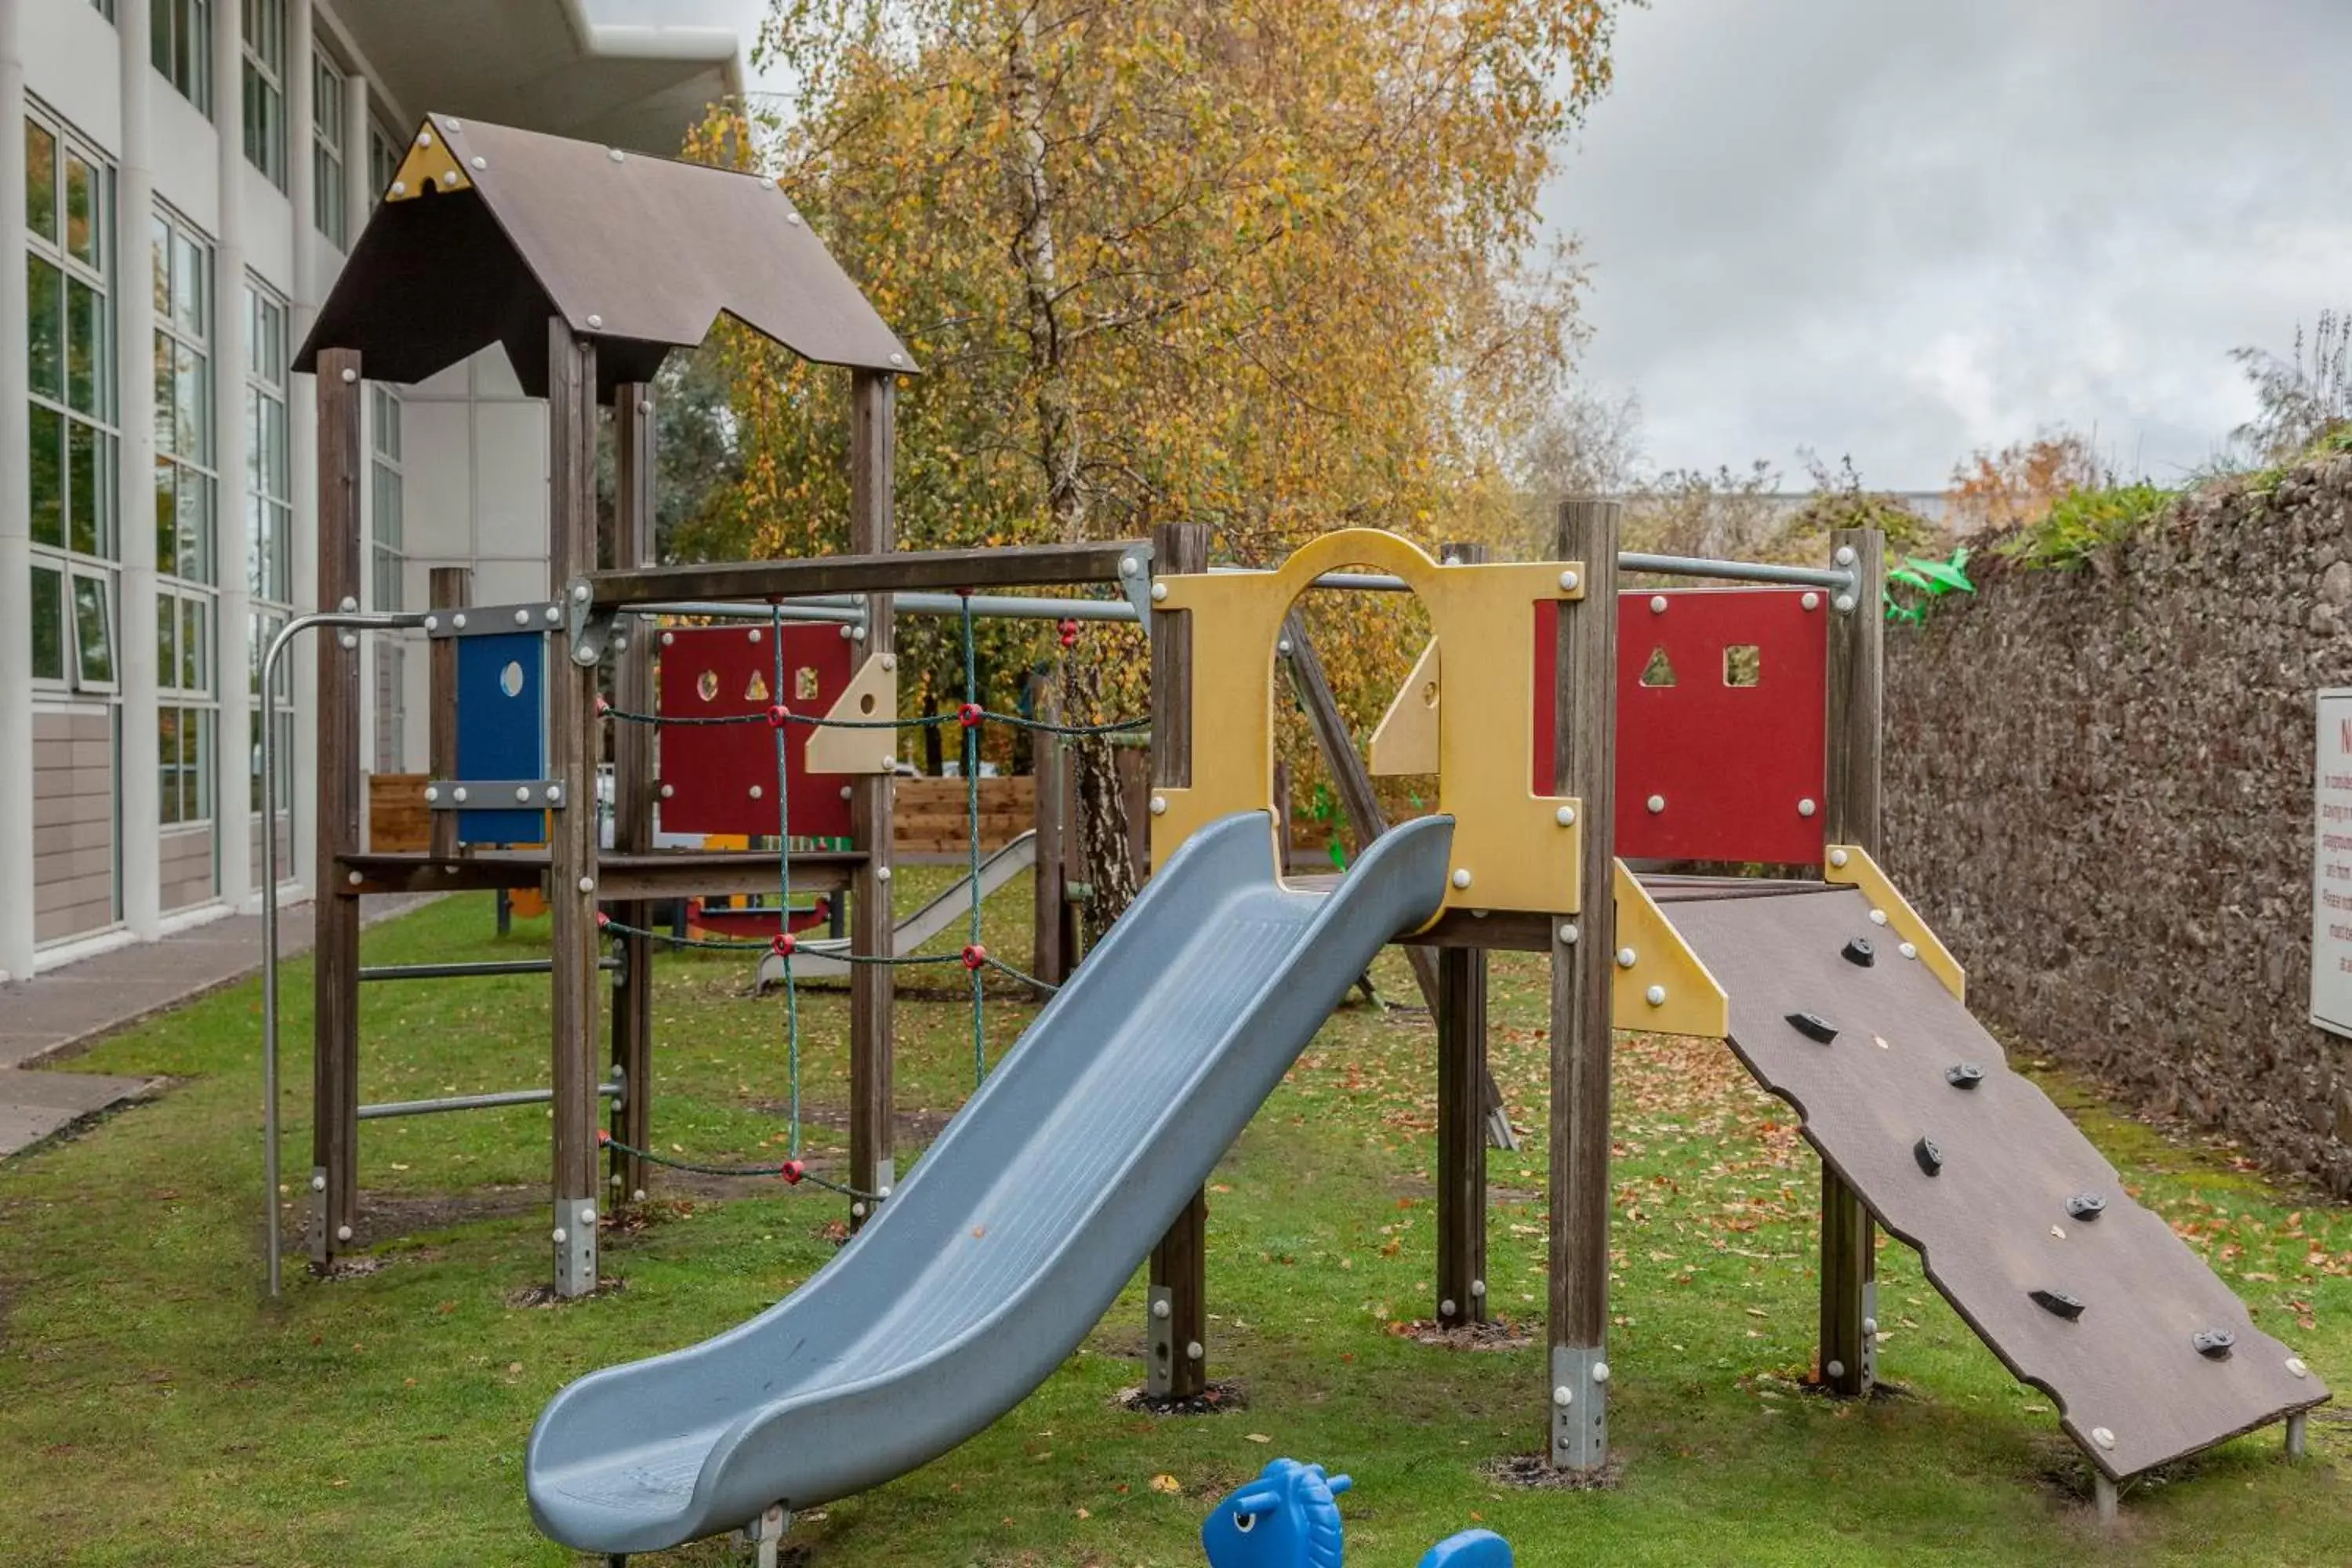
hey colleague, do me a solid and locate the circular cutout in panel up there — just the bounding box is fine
[499,660,525,698]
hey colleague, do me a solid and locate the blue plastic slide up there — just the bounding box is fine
[527,811,1454,1555]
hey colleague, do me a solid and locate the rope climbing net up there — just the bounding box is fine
[597,594,1144,1204]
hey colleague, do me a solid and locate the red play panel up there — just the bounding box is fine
[1533,588,1828,866]
[656,624,857,840]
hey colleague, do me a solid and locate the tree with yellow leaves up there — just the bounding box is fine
[694,0,1626,923]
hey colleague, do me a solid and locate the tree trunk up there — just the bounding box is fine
[1068,659,1139,942]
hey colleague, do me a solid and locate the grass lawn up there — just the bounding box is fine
[0,873,2345,1566]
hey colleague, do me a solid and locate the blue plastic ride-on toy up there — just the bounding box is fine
[1202,1458,1512,1567]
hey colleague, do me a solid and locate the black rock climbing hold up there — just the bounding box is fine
[2193,1328,2236,1360]
[1786,1011,1838,1044]
[2066,1192,2106,1221]
[1945,1062,1985,1090]
[1842,937,1875,967]
[2031,1288,2085,1321]
[1914,1136,1944,1176]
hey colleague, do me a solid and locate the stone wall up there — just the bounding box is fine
[1882,456,2352,1197]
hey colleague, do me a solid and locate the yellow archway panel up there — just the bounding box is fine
[1150,529,1585,923]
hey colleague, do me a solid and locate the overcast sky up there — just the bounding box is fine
[719,0,2352,492]
[1552,0,2352,488]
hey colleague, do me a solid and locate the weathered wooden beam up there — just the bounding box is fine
[609,383,657,1205]
[1436,946,1490,1328]
[310,347,365,1273]
[336,849,865,899]
[1819,525,1886,1396]
[1550,496,1621,1471]
[546,320,603,1299]
[1029,670,1067,993]
[584,539,1146,609]
[1148,520,1212,1400]
[848,370,899,1222]
[426,567,470,861]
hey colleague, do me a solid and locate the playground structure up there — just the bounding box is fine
[261,115,2327,1559]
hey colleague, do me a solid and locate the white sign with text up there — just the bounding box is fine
[2311,689,2352,1036]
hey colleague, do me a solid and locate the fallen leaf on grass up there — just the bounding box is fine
[1150,1474,1182,1494]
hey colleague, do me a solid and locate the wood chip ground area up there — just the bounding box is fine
[1664,884,2329,1479]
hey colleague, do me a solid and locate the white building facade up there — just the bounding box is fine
[0,0,742,980]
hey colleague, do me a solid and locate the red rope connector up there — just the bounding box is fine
[771,932,796,958]
[596,694,610,715]
[779,1160,805,1185]
[958,702,983,728]
[597,1129,612,1147]
[956,586,975,598]
[962,943,988,971]
[596,911,611,930]
[767,704,792,729]
[1058,617,1078,648]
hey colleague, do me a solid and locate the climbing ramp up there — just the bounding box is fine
[755,829,1040,985]
[1655,877,2329,1479]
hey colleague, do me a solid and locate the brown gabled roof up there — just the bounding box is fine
[295,114,913,401]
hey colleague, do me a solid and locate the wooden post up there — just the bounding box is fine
[1819,526,1885,1396]
[1147,520,1211,1399]
[608,383,657,1205]
[309,347,365,1272]
[1434,538,1493,1327]
[1029,668,1066,992]
[1550,496,1620,1471]
[848,369,898,1218]
[546,320,602,1298]
[426,568,470,862]
[1436,946,1489,1327]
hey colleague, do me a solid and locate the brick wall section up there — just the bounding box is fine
[1883,456,2352,1197]
[33,709,115,945]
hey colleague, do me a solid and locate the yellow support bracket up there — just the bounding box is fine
[1151,528,1584,924]
[384,118,473,203]
[1368,637,1440,776]
[1612,862,1729,1037]
[804,652,899,775]
[1824,844,1965,1001]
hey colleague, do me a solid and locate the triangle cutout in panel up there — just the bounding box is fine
[1639,647,1677,688]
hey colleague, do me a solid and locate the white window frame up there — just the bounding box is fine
[153,204,217,587]
[245,278,292,604]
[240,0,287,189]
[152,0,215,118]
[369,383,403,612]
[158,584,216,827]
[311,52,347,248]
[68,565,119,695]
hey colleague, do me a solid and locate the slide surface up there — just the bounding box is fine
[528,811,1453,1555]
[1661,881,2329,1478]
[763,829,1040,983]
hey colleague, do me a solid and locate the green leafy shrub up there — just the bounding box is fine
[1998,483,2175,570]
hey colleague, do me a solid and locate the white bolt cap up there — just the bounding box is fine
[877,866,892,881]
[336,1225,353,1242]
[659,783,675,799]
[1646,793,1665,814]
[339,596,359,612]
[445,119,463,132]
[851,1202,867,1218]
[2288,1356,2308,1377]
[514,786,531,802]
[748,628,763,643]
[1592,1361,1610,1383]
[890,351,906,366]
[1186,1341,1203,1360]
[750,785,764,799]
[880,753,897,771]
[1552,1385,1574,1407]
[1555,805,1577,826]
[1451,868,1473,889]
[608,148,625,163]
[1150,583,1169,602]
[423,615,439,632]
[1650,595,1668,613]
[1440,1298,1457,1317]
[1826,1359,1845,1379]
[1559,570,1581,592]
[2091,1426,2115,1450]
[586,314,604,330]
[632,1189,647,1203]
[453,612,468,629]
[1829,848,1849,868]
[851,626,867,641]
[1862,1318,1878,1335]
[1834,594,1857,614]
[346,870,363,886]
[311,1174,327,1192]
[1120,557,1141,575]
[339,368,357,383]
[880,653,896,670]
[338,633,358,650]
[1802,592,1820,611]
[1798,798,1817,817]
[1558,923,1579,945]
[514,608,531,625]
[877,1186,892,1198]
[552,1228,568,1244]
[470,154,488,170]
[453,787,470,803]
[840,786,853,800]
[577,877,595,893]
[1152,1299,1172,1319]
[1899,942,1918,960]
[391,180,408,197]
[1149,796,1167,815]
[1869,909,1889,926]
[1834,545,1857,566]
[1470,1279,1486,1297]
[1645,984,1666,1006]
[1615,946,1637,968]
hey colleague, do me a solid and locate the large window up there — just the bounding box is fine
[312,53,347,248]
[245,282,290,602]
[158,586,214,825]
[26,110,118,691]
[368,120,400,212]
[152,0,214,117]
[241,0,286,188]
[153,208,215,585]
[249,609,292,811]
[369,385,403,612]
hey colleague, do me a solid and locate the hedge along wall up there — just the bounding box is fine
[1882,456,2352,1199]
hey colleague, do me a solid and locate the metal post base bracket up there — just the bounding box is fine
[553,1196,600,1299]
[743,1501,790,1568]
[307,1165,333,1266]
[1146,1284,1178,1398]
[1550,1343,1610,1473]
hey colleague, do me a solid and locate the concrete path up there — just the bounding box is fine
[0,896,439,1156]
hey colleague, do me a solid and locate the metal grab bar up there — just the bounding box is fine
[358,1073,624,1121]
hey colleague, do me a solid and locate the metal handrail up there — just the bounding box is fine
[260,608,430,1298]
